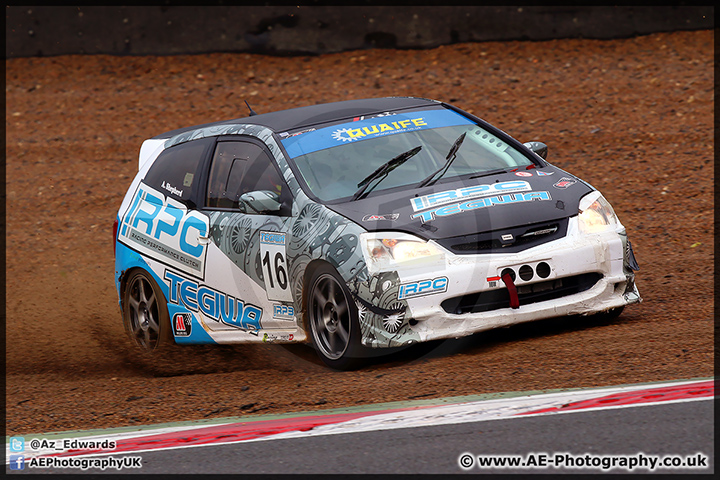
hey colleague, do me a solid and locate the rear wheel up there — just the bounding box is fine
[122,269,174,353]
[306,264,364,370]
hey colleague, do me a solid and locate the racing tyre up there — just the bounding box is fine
[122,269,174,355]
[306,263,364,370]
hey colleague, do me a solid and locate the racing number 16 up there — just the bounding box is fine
[262,251,287,290]
[259,232,293,302]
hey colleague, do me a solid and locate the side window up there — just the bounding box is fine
[206,140,288,211]
[143,138,214,203]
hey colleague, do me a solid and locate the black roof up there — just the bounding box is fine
[152,96,441,140]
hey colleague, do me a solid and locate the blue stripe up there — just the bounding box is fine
[281,108,474,158]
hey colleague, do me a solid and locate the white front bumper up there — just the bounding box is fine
[384,217,641,344]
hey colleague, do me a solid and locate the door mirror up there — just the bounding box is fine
[239,190,283,214]
[523,141,548,160]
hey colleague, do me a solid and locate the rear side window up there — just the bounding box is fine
[143,138,214,203]
[206,140,287,210]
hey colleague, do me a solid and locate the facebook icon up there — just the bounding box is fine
[9,455,25,470]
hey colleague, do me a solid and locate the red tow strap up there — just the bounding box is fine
[501,272,520,309]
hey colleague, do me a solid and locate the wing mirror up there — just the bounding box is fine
[523,141,548,160]
[239,190,286,214]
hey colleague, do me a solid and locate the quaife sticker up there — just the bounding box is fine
[119,183,209,277]
[280,109,474,158]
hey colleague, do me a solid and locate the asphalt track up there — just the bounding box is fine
[6,378,714,475]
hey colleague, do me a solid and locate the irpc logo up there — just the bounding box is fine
[119,183,209,277]
[398,277,448,300]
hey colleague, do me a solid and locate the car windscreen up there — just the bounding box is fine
[280,107,533,203]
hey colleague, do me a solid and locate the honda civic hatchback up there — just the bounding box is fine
[113,96,641,370]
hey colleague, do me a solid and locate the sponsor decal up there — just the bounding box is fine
[411,180,531,212]
[262,332,295,342]
[164,270,263,333]
[398,277,448,300]
[521,226,558,237]
[278,127,316,138]
[273,304,295,319]
[362,213,400,222]
[173,313,193,337]
[352,112,396,122]
[412,191,552,222]
[280,109,474,158]
[259,231,293,302]
[119,183,209,277]
[553,177,577,189]
[515,171,533,177]
[332,117,428,143]
[536,170,554,176]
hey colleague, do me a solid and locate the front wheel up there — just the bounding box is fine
[306,264,364,370]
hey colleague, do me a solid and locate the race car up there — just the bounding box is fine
[113,96,641,370]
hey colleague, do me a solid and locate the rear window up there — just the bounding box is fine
[143,138,214,203]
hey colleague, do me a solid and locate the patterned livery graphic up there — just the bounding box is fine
[207,194,414,348]
[352,271,418,347]
[118,183,210,278]
[209,212,290,293]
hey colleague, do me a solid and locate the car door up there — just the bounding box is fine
[200,136,297,334]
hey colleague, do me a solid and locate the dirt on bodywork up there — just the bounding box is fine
[4,29,713,436]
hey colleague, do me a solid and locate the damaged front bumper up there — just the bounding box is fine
[354,217,641,348]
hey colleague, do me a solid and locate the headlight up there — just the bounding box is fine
[578,191,619,233]
[360,232,445,273]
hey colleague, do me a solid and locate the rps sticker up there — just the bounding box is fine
[119,183,209,278]
[273,304,295,319]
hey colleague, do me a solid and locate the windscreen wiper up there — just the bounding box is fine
[352,146,423,201]
[417,132,466,188]
[468,168,508,180]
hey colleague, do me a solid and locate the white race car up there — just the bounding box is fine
[113,96,641,369]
